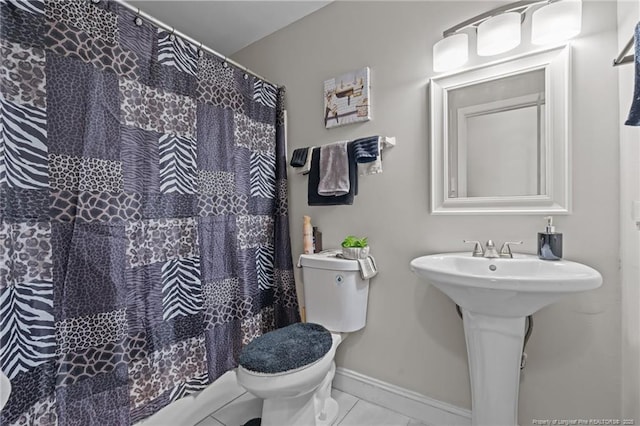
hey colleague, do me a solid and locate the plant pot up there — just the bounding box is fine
[341,246,370,259]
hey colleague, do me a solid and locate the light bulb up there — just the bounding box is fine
[532,0,582,45]
[433,33,469,72]
[477,12,521,56]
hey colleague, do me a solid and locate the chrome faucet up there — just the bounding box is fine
[483,240,499,258]
[464,240,522,258]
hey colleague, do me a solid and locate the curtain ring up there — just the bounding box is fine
[170,27,176,42]
[223,58,228,68]
[198,42,204,58]
[134,8,143,26]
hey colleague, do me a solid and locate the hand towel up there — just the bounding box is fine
[352,136,380,163]
[357,256,378,280]
[625,22,640,126]
[290,147,309,167]
[308,145,358,206]
[318,141,350,196]
[357,136,396,176]
[296,146,315,175]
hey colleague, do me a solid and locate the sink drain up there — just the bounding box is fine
[489,264,497,271]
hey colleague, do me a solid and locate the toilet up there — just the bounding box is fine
[236,251,372,426]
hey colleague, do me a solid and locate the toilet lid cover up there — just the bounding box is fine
[239,322,332,374]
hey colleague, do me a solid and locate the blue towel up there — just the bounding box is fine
[625,22,640,126]
[352,136,379,163]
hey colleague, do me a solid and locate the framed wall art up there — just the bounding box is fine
[323,67,370,129]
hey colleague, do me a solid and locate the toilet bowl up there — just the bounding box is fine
[236,251,373,426]
[236,333,343,426]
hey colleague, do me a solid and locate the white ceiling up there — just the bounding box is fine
[127,1,332,57]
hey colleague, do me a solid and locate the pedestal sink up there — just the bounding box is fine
[410,252,602,426]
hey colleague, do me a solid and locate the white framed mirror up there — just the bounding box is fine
[429,45,571,215]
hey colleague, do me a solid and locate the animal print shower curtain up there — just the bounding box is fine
[0,0,299,424]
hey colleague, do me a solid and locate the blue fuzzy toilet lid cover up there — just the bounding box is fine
[239,322,333,374]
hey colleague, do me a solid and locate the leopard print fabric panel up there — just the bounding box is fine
[275,179,289,217]
[0,2,45,49]
[197,170,235,195]
[241,306,275,345]
[45,0,118,45]
[202,278,239,308]
[119,77,196,139]
[0,187,50,222]
[274,269,298,309]
[55,309,127,355]
[125,217,199,268]
[0,219,52,290]
[48,154,123,193]
[7,395,57,426]
[233,113,276,153]
[236,215,274,250]
[198,56,234,89]
[0,39,46,108]
[128,335,207,408]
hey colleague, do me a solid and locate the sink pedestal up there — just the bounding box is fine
[462,309,526,426]
[410,253,603,426]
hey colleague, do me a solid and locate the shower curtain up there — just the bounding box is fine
[0,0,299,424]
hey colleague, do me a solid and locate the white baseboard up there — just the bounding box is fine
[333,367,471,426]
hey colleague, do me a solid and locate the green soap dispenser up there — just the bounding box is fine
[538,216,563,260]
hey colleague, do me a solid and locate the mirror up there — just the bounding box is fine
[430,45,571,214]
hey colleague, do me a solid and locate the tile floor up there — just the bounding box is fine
[193,376,429,426]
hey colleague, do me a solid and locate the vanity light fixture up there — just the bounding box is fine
[432,0,582,72]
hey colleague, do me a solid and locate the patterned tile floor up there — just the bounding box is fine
[193,372,429,426]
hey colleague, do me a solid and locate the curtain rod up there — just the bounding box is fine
[111,0,280,87]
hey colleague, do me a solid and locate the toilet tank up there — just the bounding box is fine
[299,252,371,333]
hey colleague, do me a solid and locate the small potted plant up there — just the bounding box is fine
[341,235,369,259]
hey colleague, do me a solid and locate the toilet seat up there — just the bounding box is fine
[237,333,340,399]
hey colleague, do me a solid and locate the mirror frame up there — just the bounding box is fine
[429,45,571,215]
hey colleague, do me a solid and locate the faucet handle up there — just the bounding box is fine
[499,241,523,258]
[463,240,484,257]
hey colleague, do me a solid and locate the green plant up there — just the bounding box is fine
[341,235,368,248]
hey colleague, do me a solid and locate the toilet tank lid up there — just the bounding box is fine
[299,251,360,271]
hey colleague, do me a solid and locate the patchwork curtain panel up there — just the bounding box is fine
[0,0,300,424]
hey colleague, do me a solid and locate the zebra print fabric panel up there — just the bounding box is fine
[0,1,299,425]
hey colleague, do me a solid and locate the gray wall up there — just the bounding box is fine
[234,1,621,422]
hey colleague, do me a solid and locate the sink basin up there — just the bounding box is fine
[410,252,602,317]
[410,252,602,426]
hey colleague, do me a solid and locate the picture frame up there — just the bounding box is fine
[323,67,371,129]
